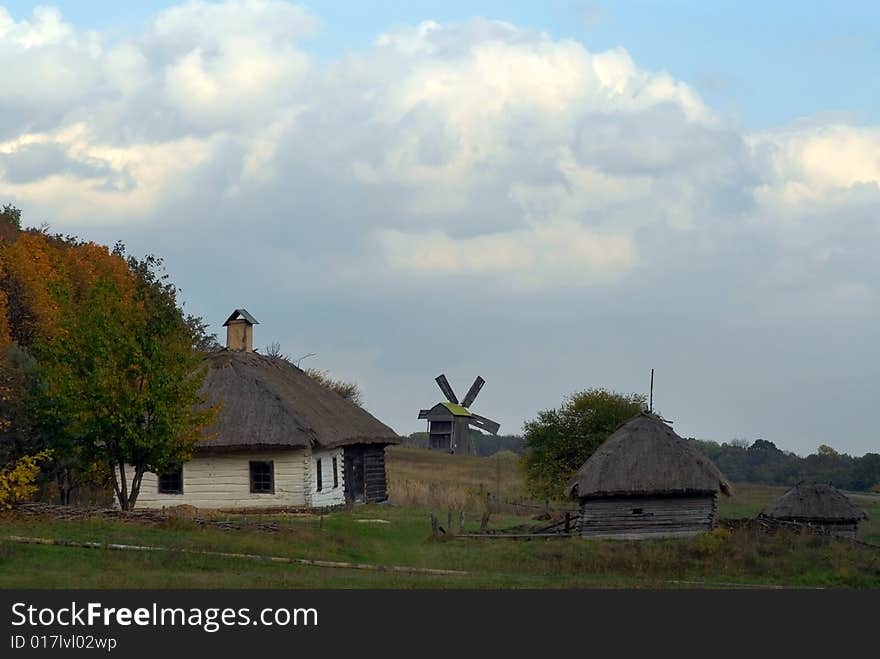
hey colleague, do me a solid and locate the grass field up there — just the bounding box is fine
[1,447,879,589]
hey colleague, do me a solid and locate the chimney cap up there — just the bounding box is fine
[223,308,259,327]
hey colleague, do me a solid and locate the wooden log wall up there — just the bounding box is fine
[363,445,389,503]
[578,494,718,540]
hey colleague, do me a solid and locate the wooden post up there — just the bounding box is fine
[479,511,490,533]
[447,509,453,533]
[458,511,464,534]
[430,513,440,537]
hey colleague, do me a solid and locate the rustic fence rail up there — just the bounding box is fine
[10,502,285,533]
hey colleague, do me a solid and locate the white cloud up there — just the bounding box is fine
[378,221,636,289]
[750,124,880,210]
[0,6,79,49]
[0,3,877,299]
[2,3,880,453]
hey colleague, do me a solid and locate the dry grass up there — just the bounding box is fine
[385,446,563,514]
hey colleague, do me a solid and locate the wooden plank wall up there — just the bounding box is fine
[305,447,346,508]
[363,446,388,503]
[809,521,859,538]
[579,494,717,540]
[129,450,308,509]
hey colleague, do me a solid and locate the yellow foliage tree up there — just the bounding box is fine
[0,450,50,510]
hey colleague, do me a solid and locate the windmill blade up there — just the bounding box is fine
[469,413,500,435]
[435,374,459,404]
[418,409,431,419]
[460,376,485,409]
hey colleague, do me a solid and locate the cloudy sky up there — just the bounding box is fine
[1,1,878,455]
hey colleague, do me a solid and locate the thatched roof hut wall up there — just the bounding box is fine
[759,483,867,538]
[567,412,732,540]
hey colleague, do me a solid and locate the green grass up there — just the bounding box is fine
[2,497,879,588]
[1,449,879,589]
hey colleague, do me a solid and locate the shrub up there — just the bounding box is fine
[0,450,51,509]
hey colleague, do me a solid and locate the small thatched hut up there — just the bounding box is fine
[566,412,732,539]
[129,309,399,510]
[759,483,867,538]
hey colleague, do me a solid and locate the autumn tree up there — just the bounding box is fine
[1,213,143,502]
[33,249,214,510]
[521,388,646,500]
[0,345,40,466]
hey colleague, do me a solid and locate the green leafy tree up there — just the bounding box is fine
[522,388,646,500]
[186,314,221,353]
[0,344,40,465]
[34,251,214,510]
[0,204,21,244]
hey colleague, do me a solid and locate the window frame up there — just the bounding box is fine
[157,467,183,495]
[332,456,339,489]
[249,460,275,494]
[316,458,323,492]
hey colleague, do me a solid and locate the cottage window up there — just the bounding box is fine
[332,457,339,489]
[316,459,323,492]
[249,461,274,494]
[631,508,644,515]
[157,468,183,495]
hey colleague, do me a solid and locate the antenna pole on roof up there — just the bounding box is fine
[649,368,654,413]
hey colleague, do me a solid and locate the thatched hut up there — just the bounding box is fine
[130,309,399,510]
[759,483,867,538]
[566,412,732,539]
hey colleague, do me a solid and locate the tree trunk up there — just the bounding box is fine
[114,461,130,511]
[127,465,145,511]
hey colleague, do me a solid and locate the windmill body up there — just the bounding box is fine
[418,375,500,454]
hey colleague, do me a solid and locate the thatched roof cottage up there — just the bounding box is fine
[130,309,399,510]
[566,412,732,539]
[759,482,867,538]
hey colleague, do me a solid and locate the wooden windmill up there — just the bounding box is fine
[418,374,501,454]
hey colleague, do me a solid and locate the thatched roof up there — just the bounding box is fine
[196,350,399,451]
[566,412,732,499]
[760,483,868,522]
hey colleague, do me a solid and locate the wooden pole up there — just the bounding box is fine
[650,368,654,412]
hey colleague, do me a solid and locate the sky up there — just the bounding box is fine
[1,1,878,455]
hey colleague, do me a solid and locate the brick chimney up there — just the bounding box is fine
[223,309,258,352]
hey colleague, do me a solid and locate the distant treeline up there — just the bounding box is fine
[688,438,880,493]
[404,431,880,492]
[403,431,526,457]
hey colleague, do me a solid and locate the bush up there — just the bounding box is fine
[521,388,645,500]
[0,450,50,509]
